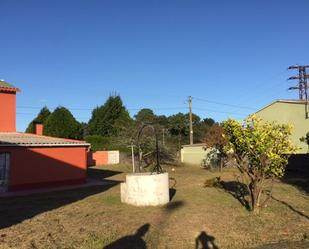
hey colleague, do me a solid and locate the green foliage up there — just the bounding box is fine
[134,108,156,124]
[300,131,309,146]
[201,148,221,170]
[168,113,189,137]
[167,112,213,144]
[44,107,83,139]
[204,124,227,170]
[84,135,111,151]
[204,177,223,188]
[85,135,130,153]
[87,95,132,137]
[222,115,297,212]
[203,118,215,127]
[25,106,51,133]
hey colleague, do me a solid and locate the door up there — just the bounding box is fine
[0,153,10,192]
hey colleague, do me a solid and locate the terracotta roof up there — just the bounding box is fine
[0,80,20,92]
[0,132,90,147]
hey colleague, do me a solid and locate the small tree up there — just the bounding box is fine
[204,124,227,171]
[222,116,297,212]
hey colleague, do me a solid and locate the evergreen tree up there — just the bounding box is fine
[134,108,156,124]
[44,107,82,139]
[87,95,132,137]
[25,106,51,133]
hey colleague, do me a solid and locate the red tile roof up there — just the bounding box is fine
[0,132,90,147]
[0,80,20,93]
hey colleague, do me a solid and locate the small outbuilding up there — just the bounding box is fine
[255,99,309,154]
[0,80,90,192]
[255,99,309,173]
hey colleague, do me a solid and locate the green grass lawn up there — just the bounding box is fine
[0,164,308,249]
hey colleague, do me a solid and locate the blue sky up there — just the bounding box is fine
[1,0,308,131]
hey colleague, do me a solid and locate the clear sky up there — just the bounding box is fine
[1,0,309,131]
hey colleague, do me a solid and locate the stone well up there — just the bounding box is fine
[120,172,169,206]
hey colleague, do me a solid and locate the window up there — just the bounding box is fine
[0,153,10,189]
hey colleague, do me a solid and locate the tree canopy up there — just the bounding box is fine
[87,95,132,137]
[134,108,156,124]
[44,107,83,139]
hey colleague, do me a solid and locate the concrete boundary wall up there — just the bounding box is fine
[87,150,119,166]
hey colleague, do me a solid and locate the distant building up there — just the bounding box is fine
[181,144,207,165]
[0,80,90,192]
[255,99,309,154]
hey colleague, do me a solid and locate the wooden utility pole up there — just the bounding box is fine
[188,96,193,145]
[162,128,165,147]
[130,143,135,173]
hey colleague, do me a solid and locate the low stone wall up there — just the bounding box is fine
[87,150,119,166]
[121,172,169,206]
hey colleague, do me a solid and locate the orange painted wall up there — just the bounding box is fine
[87,151,108,166]
[0,146,87,191]
[0,92,16,132]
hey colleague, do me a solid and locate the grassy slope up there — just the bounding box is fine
[0,164,308,249]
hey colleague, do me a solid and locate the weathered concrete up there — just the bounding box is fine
[121,172,169,206]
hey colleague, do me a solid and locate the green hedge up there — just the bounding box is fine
[84,135,130,153]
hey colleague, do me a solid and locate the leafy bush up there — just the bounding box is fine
[204,177,222,188]
[85,135,131,153]
[201,148,221,170]
[85,135,111,151]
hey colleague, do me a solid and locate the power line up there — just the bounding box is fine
[16,105,188,111]
[194,107,248,116]
[232,68,289,105]
[193,97,256,110]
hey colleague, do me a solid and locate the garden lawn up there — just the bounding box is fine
[0,164,308,249]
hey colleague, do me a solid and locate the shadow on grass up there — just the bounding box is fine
[87,168,123,180]
[0,168,123,229]
[251,240,309,249]
[219,181,250,211]
[271,195,309,220]
[164,200,185,212]
[103,223,150,249]
[195,231,219,249]
[282,171,309,194]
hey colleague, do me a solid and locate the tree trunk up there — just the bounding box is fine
[249,181,262,213]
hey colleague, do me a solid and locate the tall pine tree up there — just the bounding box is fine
[44,107,82,139]
[87,95,132,137]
